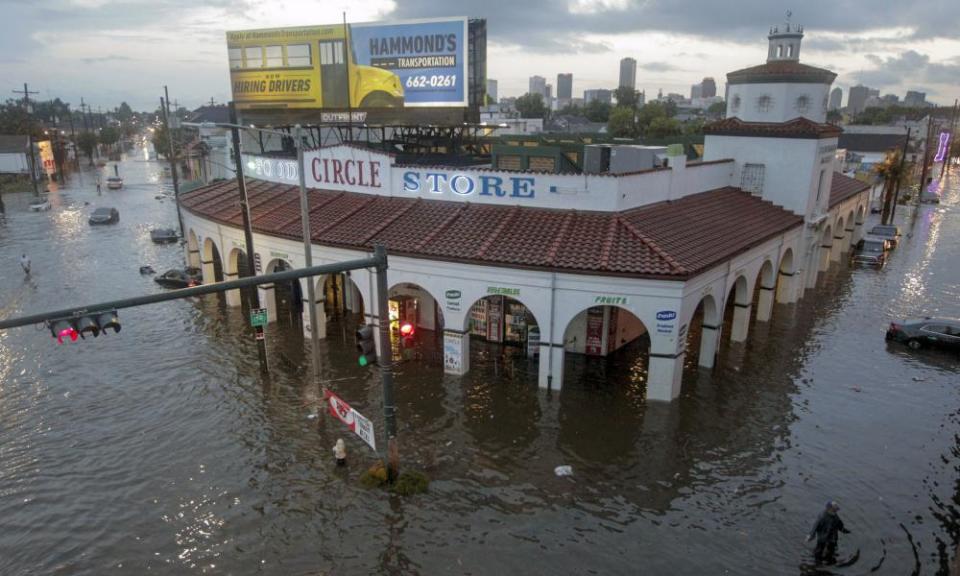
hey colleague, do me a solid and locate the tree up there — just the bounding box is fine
[636,101,668,134]
[116,102,134,123]
[826,109,843,124]
[607,106,636,137]
[682,117,706,135]
[76,132,98,165]
[99,126,121,153]
[873,149,912,225]
[647,116,681,138]
[0,99,43,137]
[706,101,726,119]
[515,93,548,119]
[613,86,640,109]
[584,99,611,122]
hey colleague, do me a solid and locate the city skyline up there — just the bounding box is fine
[1,0,958,110]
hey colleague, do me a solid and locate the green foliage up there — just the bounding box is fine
[607,106,636,137]
[360,462,389,488]
[584,99,611,122]
[515,93,548,119]
[682,117,705,135]
[0,99,43,137]
[647,116,681,138]
[706,101,726,119]
[116,102,134,123]
[613,86,640,109]
[826,109,843,123]
[99,126,120,147]
[392,471,430,496]
[151,124,185,159]
[76,132,98,164]
[855,105,935,125]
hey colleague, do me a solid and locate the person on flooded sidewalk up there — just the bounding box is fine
[806,500,851,564]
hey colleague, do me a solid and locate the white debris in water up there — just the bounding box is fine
[554,465,573,477]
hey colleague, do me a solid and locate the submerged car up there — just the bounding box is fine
[150,228,178,244]
[88,207,119,225]
[851,236,891,267]
[886,318,960,351]
[869,224,901,246]
[154,268,202,289]
[106,176,123,190]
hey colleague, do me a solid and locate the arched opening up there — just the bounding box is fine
[387,282,444,364]
[752,259,776,324]
[225,248,253,308]
[776,248,796,303]
[320,273,365,343]
[561,305,650,392]
[844,210,856,252]
[818,224,833,273]
[684,294,720,370]
[721,275,751,345]
[265,259,302,327]
[830,217,845,263]
[186,229,201,269]
[854,205,867,243]
[462,295,540,382]
[201,237,223,284]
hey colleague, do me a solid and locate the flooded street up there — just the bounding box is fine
[2,149,960,574]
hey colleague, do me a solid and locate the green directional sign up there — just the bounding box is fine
[250,308,268,328]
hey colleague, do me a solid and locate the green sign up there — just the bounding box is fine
[487,286,520,296]
[250,308,268,327]
[594,295,628,305]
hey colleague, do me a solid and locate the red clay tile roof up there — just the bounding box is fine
[181,180,802,280]
[727,60,837,84]
[829,172,870,208]
[704,117,842,139]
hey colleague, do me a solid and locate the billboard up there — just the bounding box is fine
[226,17,468,112]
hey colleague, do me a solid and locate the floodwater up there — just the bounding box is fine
[2,148,960,575]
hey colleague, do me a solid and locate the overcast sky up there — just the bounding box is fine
[2,0,959,112]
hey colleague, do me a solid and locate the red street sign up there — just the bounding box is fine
[323,389,376,451]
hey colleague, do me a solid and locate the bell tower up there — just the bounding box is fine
[767,12,803,62]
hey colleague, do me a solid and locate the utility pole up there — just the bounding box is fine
[342,11,353,142]
[13,83,40,196]
[888,127,910,223]
[917,114,935,206]
[296,124,322,385]
[229,101,269,372]
[374,244,399,478]
[161,88,183,241]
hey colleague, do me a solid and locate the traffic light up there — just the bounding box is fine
[356,324,376,366]
[399,322,415,351]
[48,310,121,343]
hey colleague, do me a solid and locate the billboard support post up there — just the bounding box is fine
[296,124,322,387]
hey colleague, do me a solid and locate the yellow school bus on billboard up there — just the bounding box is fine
[227,18,469,111]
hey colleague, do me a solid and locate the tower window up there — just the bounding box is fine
[757,95,773,113]
[731,94,741,113]
[795,95,810,113]
[786,45,793,58]
[741,163,765,195]
[777,45,783,58]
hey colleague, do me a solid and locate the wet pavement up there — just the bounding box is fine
[1,148,960,574]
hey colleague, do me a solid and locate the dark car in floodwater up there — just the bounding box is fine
[851,236,891,267]
[886,318,960,351]
[154,268,202,289]
[88,207,119,225]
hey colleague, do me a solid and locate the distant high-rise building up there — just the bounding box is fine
[583,89,613,105]
[905,90,927,106]
[848,85,870,115]
[867,88,880,98]
[828,87,842,110]
[690,84,703,99]
[557,73,573,100]
[700,77,717,98]
[486,79,498,102]
[529,75,547,99]
[619,57,637,89]
[545,84,553,101]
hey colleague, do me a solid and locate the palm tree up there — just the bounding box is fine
[873,148,911,225]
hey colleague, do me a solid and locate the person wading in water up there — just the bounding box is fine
[806,500,850,564]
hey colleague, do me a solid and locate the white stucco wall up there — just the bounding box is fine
[726,81,830,124]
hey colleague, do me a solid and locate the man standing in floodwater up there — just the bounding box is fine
[20,253,31,276]
[806,500,850,564]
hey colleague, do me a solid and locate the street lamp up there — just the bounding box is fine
[182,116,322,385]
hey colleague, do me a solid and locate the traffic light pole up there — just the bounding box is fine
[296,124,322,387]
[0,255,382,332]
[229,102,268,371]
[373,244,399,478]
